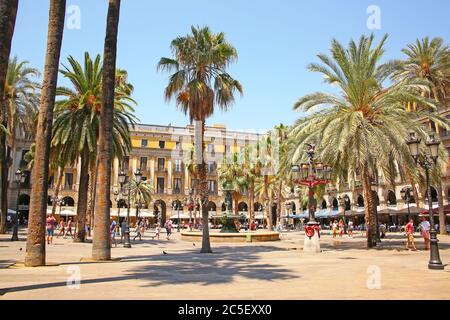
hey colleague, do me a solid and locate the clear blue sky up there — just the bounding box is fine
[10,0,450,132]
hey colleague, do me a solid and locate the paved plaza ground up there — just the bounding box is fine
[0,228,449,300]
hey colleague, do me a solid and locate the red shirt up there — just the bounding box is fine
[406,222,414,234]
[46,217,56,230]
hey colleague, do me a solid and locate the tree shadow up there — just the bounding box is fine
[0,245,300,295]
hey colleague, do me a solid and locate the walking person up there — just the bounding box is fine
[154,224,161,240]
[332,220,338,238]
[65,217,74,239]
[276,221,283,239]
[134,220,142,241]
[56,218,65,238]
[347,220,354,238]
[338,219,345,238]
[420,217,431,250]
[120,219,127,243]
[405,218,417,251]
[165,219,173,240]
[110,219,117,248]
[46,214,57,245]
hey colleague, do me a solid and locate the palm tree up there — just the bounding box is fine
[0,0,19,234]
[92,0,121,261]
[289,34,447,248]
[52,52,135,243]
[25,0,66,267]
[128,178,153,219]
[184,144,200,225]
[158,26,243,253]
[390,37,450,235]
[219,152,249,215]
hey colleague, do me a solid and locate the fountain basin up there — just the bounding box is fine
[181,230,280,243]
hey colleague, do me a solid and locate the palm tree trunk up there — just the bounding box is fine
[86,161,97,236]
[92,0,121,261]
[198,120,212,253]
[249,183,254,226]
[276,180,283,224]
[0,0,18,234]
[233,192,239,215]
[25,0,66,267]
[50,166,63,216]
[361,164,376,248]
[74,147,89,242]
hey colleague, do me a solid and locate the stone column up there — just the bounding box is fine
[184,165,189,195]
[150,158,155,188]
[113,157,119,191]
[132,157,137,175]
[167,160,172,195]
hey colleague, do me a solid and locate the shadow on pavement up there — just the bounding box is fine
[0,245,300,295]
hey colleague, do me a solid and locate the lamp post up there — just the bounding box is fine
[406,132,444,270]
[118,170,131,248]
[291,144,332,225]
[173,199,181,232]
[11,169,26,241]
[400,187,413,223]
[370,179,381,244]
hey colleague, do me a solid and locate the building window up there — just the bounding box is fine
[140,157,147,171]
[174,159,182,172]
[208,161,215,173]
[157,177,165,194]
[141,139,148,148]
[157,158,165,171]
[176,141,181,150]
[174,178,182,194]
[207,144,215,153]
[208,180,217,194]
[225,145,231,153]
[122,156,129,172]
[65,173,74,190]
[159,141,165,149]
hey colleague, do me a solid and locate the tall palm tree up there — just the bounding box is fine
[390,37,450,235]
[92,0,121,261]
[128,178,153,219]
[0,0,19,234]
[4,57,40,145]
[289,34,447,248]
[25,0,66,267]
[219,152,249,215]
[158,26,243,253]
[52,53,135,243]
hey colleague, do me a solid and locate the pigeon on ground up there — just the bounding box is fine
[19,248,22,251]
[163,251,168,255]
[193,243,195,246]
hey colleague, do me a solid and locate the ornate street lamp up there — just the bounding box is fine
[400,187,413,222]
[11,169,26,241]
[118,170,131,248]
[406,132,444,270]
[291,144,332,225]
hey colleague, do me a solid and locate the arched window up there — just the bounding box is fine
[357,195,364,207]
[343,195,351,210]
[207,201,216,212]
[61,196,75,207]
[238,202,248,212]
[254,202,263,212]
[387,190,397,206]
[321,200,327,209]
[332,198,339,210]
[430,187,438,203]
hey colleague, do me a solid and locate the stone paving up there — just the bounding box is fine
[0,228,449,300]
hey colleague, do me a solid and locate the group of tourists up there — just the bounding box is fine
[45,214,75,244]
[109,218,175,247]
